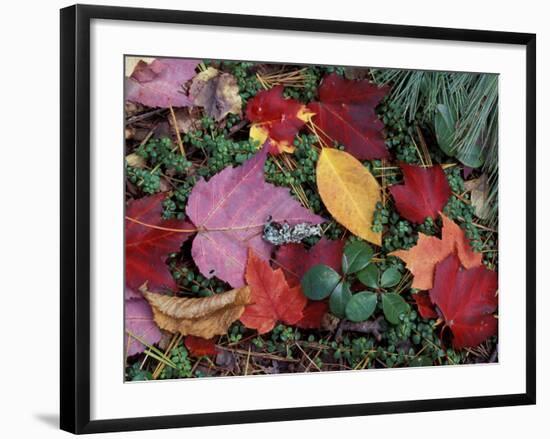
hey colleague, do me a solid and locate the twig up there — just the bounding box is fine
[169,105,186,158]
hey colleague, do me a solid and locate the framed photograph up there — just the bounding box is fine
[60,4,536,434]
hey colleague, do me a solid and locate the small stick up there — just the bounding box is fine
[169,105,186,158]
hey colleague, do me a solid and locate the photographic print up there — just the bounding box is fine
[124,57,499,381]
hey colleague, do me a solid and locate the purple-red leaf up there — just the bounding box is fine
[186,147,324,287]
[274,238,344,287]
[125,298,162,357]
[125,193,193,299]
[429,253,498,349]
[389,164,451,223]
[125,58,199,108]
[309,74,389,160]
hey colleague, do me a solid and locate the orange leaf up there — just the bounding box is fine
[390,214,482,290]
[240,249,307,334]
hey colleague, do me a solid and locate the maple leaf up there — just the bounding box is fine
[189,67,242,121]
[274,238,344,287]
[413,292,438,320]
[125,194,194,299]
[295,300,328,329]
[125,298,162,357]
[240,250,307,334]
[392,214,483,290]
[184,336,217,357]
[186,146,324,287]
[389,164,451,224]
[142,285,251,339]
[316,148,381,245]
[309,73,389,160]
[430,253,498,349]
[125,58,199,108]
[245,86,313,154]
[390,214,482,290]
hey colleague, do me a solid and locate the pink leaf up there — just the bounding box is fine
[125,58,199,108]
[125,298,162,357]
[186,147,324,287]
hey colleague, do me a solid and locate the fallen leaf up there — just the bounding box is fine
[430,253,498,348]
[316,148,381,245]
[125,298,162,357]
[274,238,344,287]
[125,56,155,77]
[168,107,202,134]
[189,67,242,121]
[142,285,251,339]
[125,58,199,108]
[390,214,483,290]
[464,174,490,220]
[125,194,194,299]
[413,292,438,319]
[309,73,389,160]
[186,146,324,287]
[295,301,329,329]
[240,250,307,334]
[184,335,217,357]
[125,152,146,168]
[389,164,451,223]
[245,86,313,154]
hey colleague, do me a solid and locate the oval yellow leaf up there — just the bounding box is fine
[317,148,381,245]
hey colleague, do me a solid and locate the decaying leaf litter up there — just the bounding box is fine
[124,57,499,380]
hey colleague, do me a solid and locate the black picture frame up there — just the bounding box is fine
[60,4,537,434]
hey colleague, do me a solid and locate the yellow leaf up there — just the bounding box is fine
[141,285,251,339]
[316,148,381,245]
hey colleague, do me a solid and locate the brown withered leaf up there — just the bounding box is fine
[125,152,146,168]
[189,67,242,121]
[464,174,490,220]
[169,107,203,134]
[141,285,251,339]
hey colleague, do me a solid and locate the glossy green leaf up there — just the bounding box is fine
[301,264,341,300]
[455,142,484,168]
[345,291,378,322]
[329,281,352,318]
[357,264,379,289]
[380,267,402,288]
[434,103,456,156]
[381,293,410,325]
[342,241,373,274]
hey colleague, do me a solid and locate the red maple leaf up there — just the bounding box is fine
[273,238,344,287]
[240,250,307,334]
[429,253,498,349]
[295,301,328,329]
[413,292,438,320]
[186,147,323,288]
[184,335,217,357]
[389,164,451,224]
[125,193,194,299]
[309,73,389,160]
[245,85,312,154]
